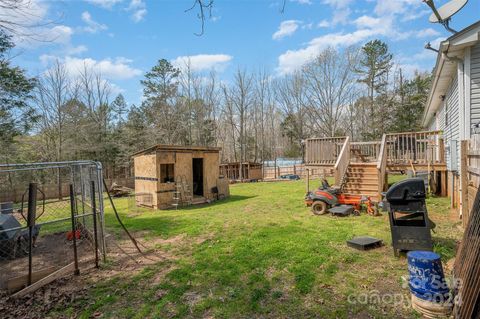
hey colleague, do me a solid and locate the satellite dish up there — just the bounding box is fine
[428,0,468,23]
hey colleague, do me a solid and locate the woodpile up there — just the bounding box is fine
[109,183,133,197]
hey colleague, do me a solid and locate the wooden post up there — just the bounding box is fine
[274,158,277,179]
[306,168,310,192]
[439,138,445,163]
[441,171,447,197]
[449,172,456,208]
[461,140,469,220]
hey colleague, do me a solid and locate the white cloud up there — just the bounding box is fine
[402,9,431,22]
[81,11,108,33]
[277,0,443,75]
[354,15,383,29]
[273,20,301,40]
[48,25,74,44]
[374,0,424,20]
[127,0,147,22]
[40,55,142,80]
[322,0,352,8]
[277,28,383,75]
[321,0,353,26]
[317,20,330,28]
[172,54,233,72]
[0,0,48,29]
[415,28,441,38]
[290,0,312,4]
[66,45,88,55]
[332,7,351,25]
[85,0,123,9]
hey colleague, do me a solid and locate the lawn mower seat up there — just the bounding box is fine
[319,179,341,195]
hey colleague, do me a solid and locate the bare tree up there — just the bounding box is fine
[302,46,360,137]
[36,60,73,162]
[35,60,73,198]
[0,0,58,41]
[185,0,214,36]
[275,71,308,156]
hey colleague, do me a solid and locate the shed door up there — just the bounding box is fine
[192,158,204,196]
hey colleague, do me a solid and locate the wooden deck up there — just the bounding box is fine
[304,131,447,198]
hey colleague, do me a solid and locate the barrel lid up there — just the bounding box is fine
[407,250,440,260]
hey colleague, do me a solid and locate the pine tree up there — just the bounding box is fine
[355,40,393,139]
[140,59,182,144]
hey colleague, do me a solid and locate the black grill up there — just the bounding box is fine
[386,178,434,257]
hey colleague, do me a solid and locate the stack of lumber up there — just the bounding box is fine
[109,183,133,197]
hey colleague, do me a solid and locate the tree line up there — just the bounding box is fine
[1,30,431,176]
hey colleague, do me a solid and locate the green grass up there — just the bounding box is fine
[388,173,408,186]
[53,180,462,318]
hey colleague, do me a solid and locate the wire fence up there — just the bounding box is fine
[0,161,105,294]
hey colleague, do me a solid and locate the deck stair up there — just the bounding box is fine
[342,163,380,199]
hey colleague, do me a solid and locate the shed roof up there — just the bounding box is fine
[132,144,221,157]
[422,20,480,126]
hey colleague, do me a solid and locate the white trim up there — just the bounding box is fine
[459,62,466,141]
[465,47,472,139]
[457,58,466,218]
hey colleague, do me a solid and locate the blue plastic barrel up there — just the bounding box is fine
[407,251,450,302]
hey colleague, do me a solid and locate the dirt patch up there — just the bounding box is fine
[0,232,93,288]
[0,231,175,318]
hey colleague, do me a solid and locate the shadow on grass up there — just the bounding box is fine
[180,194,257,210]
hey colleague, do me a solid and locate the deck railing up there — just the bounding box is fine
[305,137,347,165]
[377,134,388,194]
[305,131,445,170]
[350,141,381,163]
[334,136,350,186]
[385,131,444,165]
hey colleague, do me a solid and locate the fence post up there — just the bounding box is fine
[306,168,310,192]
[27,183,37,286]
[90,181,99,268]
[274,158,277,179]
[69,184,80,275]
[461,140,469,225]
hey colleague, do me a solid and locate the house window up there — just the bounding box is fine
[160,164,175,183]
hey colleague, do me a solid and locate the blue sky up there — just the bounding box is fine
[8,0,480,105]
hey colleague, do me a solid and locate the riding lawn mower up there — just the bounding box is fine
[304,179,378,216]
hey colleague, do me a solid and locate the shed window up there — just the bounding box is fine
[160,164,175,183]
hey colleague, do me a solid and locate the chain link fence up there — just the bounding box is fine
[0,161,105,294]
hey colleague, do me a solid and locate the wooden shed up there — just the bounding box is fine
[219,162,263,181]
[132,145,229,209]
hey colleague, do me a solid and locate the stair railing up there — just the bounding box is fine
[334,136,350,188]
[377,134,388,196]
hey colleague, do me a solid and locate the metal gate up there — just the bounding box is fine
[0,161,106,293]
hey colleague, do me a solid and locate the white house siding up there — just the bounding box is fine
[444,75,459,171]
[471,43,480,130]
[427,117,437,131]
[426,104,445,131]
[437,104,445,131]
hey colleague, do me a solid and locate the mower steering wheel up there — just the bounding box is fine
[321,178,330,190]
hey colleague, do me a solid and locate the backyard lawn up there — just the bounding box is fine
[55,179,461,318]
